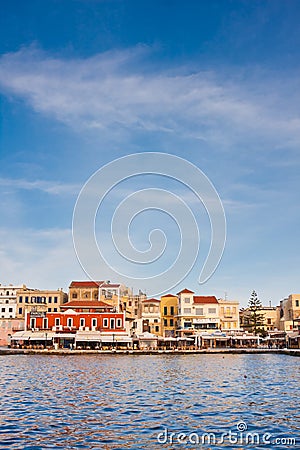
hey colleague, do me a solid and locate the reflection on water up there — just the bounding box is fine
[0,354,299,449]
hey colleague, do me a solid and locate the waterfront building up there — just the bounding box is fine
[0,284,27,319]
[12,301,130,348]
[0,318,25,346]
[69,280,133,313]
[16,287,68,319]
[240,305,279,334]
[140,298,161,336]
[278,294,300,332]
[177,289,221,337]
[26,306,125,333]
[160,294,178,337]
[218,298,240,332]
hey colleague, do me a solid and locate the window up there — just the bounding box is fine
[48,308,51,312]
[19,297,23,303]
[1,308,5,313]
[164,306,168,315]
[8,308,13,313]
[55,318,60,326]
[232,307,236,314]
[25,297,29,304]
[48,297,52,303]
[267,318,272,325]
[67,318,73,327]
[103,318,108,328]
[170,319,174,327]
[80,318,85,328]
[208,308,216,314]
[195,308,203,315]
[184,297,190,303]
[92,318,97,328]
[164,319,168,326]
[110,318,115,329]
[296,300,299,307]
[184,308,191,314]
[6,291,9,296]
[170,306,174,315]
[53,308,57,312]
[18,307,22,315]
[54,297,58,304]
[154,319,158,323]
[116,318,122,328]
[43,318,48,329]
[72,293,78,299]
[155,326,159,332]
[184,321,192,328]
[30,318,36,329]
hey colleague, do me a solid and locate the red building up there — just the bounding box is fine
[26,302,125,333]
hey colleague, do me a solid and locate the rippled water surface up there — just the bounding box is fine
[0,354,299,449]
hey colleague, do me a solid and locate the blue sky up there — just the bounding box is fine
[0,0,300,306]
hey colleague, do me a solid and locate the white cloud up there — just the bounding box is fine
[0,45,299,149]
[0,177,81,195]
[0,227,83,290]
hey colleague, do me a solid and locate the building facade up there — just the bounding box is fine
[160,294,178,337]
[140,298,161,336]
[278,294,300,331]
[218,299,240,331]
[177,289,221,336]
[0,284,27,319]
[16,288,68,319]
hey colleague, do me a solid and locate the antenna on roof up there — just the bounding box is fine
[225,291,227,300]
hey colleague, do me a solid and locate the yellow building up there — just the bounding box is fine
[278,294,300,331]
[69,280,133,312]
[240,305,279,333]
[160,294,178,337]
[218,299,239,332]
[16,288,67,319]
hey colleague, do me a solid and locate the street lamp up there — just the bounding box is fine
[45,332,48,348]
[112,333,115,349]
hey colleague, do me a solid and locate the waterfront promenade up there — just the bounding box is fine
[1,347,300,356]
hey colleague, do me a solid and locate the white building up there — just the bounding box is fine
[0,284,27,319]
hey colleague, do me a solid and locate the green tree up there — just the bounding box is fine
[245,290,265,336]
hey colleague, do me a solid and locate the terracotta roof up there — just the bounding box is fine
[69,281,104,288]
[61,300,113,309]
[142,298,160,303]
[100,283,120,288]
[177,288,195,295]
[161,294,177,298]
[193,296,218,304]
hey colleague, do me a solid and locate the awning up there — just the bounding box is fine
[230,335,258,340]
[287,332,300,339]
[11,331,56,341]
[100,335,132,343]
[75,332,101,342]
[52,333,76,339]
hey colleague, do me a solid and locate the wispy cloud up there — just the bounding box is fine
[0,45,299,150]
[0,227,82,290]
[0,177,81,195]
